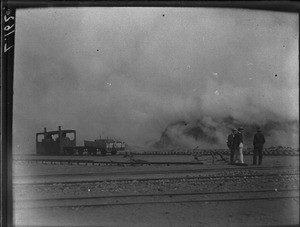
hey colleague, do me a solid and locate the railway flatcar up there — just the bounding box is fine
[36,126,125,156]
[84,138,124,156]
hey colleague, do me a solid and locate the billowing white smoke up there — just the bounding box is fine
[155,118,299,149]
[13,8,298,153]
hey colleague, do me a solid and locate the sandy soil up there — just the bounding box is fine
[15,198,299,227]
[13,155,299,227]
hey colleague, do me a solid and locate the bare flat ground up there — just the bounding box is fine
[13,154,299,227]
[15,198,299,227]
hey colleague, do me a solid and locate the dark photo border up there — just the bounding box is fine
[1,1,299,226]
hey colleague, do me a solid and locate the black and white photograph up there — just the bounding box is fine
[2,2,299,227]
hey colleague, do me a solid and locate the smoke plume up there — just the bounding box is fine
[13,8,298,153]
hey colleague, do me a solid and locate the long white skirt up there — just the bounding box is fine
[234,143,244,163]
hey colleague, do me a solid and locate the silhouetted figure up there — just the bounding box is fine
[111,144,117,155]
[253,128,266,165]
[43,133,53,142]
[227,128,237,163]
[62,133,69,140]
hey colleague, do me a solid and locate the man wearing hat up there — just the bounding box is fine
[253,127,266,165]
[233,127,245,164]
[227,128,237,163]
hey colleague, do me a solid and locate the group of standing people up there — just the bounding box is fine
[227,127,265,165]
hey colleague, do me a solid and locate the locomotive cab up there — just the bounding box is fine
[36,126,76,155]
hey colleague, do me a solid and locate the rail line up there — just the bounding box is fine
[14,171,299,186]
[15,158,208,166]
[133,150,299,156]
[13,164,299,178]
[14,188,299,209]
[13,156,300,167]
[13,148,299,163]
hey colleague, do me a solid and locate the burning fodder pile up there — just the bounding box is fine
[154,117,299,150]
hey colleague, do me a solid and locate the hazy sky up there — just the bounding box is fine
[13,7,298,153]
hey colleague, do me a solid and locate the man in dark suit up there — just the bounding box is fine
[227,128,237,163]
[253,128,266,165]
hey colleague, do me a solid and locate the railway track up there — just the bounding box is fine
[134,150,299,156]
[14,148,299,161]
[14,169,299,186]
[14,163,299,173]
[14,157,299,222]
[13,152,299,226]
[13,148,299,169]
[14,188,299,209]
[13,157,299,167]
[15,158,208,166]
[13,164,298,178]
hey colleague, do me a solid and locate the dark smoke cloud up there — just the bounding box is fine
[13,8,298,153]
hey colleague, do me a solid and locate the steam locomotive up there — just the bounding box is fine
[36,126,125,156]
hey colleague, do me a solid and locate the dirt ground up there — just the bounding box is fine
[15,198,299,227]
[13,155,299,227]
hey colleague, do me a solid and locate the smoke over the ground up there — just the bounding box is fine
[154,118,299,149]
[13,8,298,153]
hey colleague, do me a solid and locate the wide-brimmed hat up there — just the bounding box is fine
[238,127,244,131]
[232,128,237,131]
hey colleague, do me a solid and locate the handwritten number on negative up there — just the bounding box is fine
[4,15,15,22]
